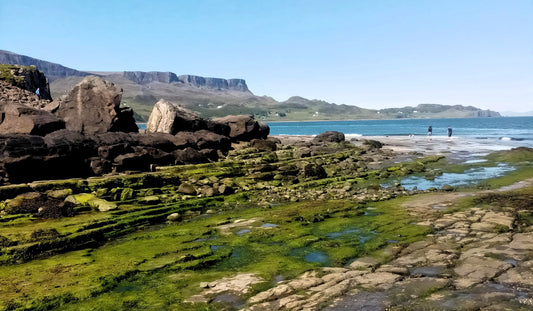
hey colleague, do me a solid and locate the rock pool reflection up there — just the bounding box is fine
[383,163,515,190]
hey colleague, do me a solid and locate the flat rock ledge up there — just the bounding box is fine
[187,184,533,310]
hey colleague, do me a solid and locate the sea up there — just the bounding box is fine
[267,116,533,149]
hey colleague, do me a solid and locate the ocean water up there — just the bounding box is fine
[267,117,533,148]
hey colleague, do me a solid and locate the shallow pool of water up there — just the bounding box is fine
[383,163,515,190]
[290,248,331,265]
[326,227,377,244]
[304,251,330,264]
[261,223,278,228]
[236,229,251,236]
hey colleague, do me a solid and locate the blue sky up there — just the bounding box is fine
[1,0,532,112]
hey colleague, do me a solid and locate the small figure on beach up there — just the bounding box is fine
[36,88,40,100]
[427,126,432,140]
[447,126,452,139]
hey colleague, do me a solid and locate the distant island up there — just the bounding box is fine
[0,50,501,122]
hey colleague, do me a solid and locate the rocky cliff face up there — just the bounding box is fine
[0,64,52,100]
[122,71,179,84]
[178,75,249,92]
[0,50,91,82]
[120,71,250,92]
[0,66,65,136]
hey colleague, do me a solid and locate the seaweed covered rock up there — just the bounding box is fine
[3,191,74,218]
[302,163,327,179]
[249,139,277,151]
[362,139,384,150]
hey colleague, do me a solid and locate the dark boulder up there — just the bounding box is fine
[1,156,47,184]
[207,119,231,136]
[199,149,219,162]
[136,132,181,152]
[36,201,75,218]
[134,146,175,166]
[90,157,112,175]
[90,132,137,146]
[211,115,269,141]
[0,104,65,136]
[172,132,200,149]
[302,163,327,179]
[173,147,209,165]
[313,131,345,143]
[44,130,96,157]
[0,134,47,158]
[192,130,231,153]
[362,139,384,150]
[98,143,134,161]
[114,152,153,172]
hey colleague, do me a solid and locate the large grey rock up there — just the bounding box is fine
[146,99,206,134]
[53,76,138,134]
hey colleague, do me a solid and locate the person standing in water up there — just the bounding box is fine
[427,126,432,140]
[447,126,452,140]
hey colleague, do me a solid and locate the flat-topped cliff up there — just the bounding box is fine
[177,74,249,92]
[120,71,250,92]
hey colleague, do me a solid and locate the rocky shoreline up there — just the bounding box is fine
[0,67,268,185]
[1,66,533,310]
[238,179,533,310]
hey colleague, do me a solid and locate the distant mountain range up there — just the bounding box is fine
[0,50,502,122]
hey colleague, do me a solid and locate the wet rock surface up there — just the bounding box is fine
[238,184,533,310]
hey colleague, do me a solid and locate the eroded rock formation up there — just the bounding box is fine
[53,76,138,134]
[0,66,270,185]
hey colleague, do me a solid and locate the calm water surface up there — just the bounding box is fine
[268,117,533,146]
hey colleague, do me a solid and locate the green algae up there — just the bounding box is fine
[0,193,429,310]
